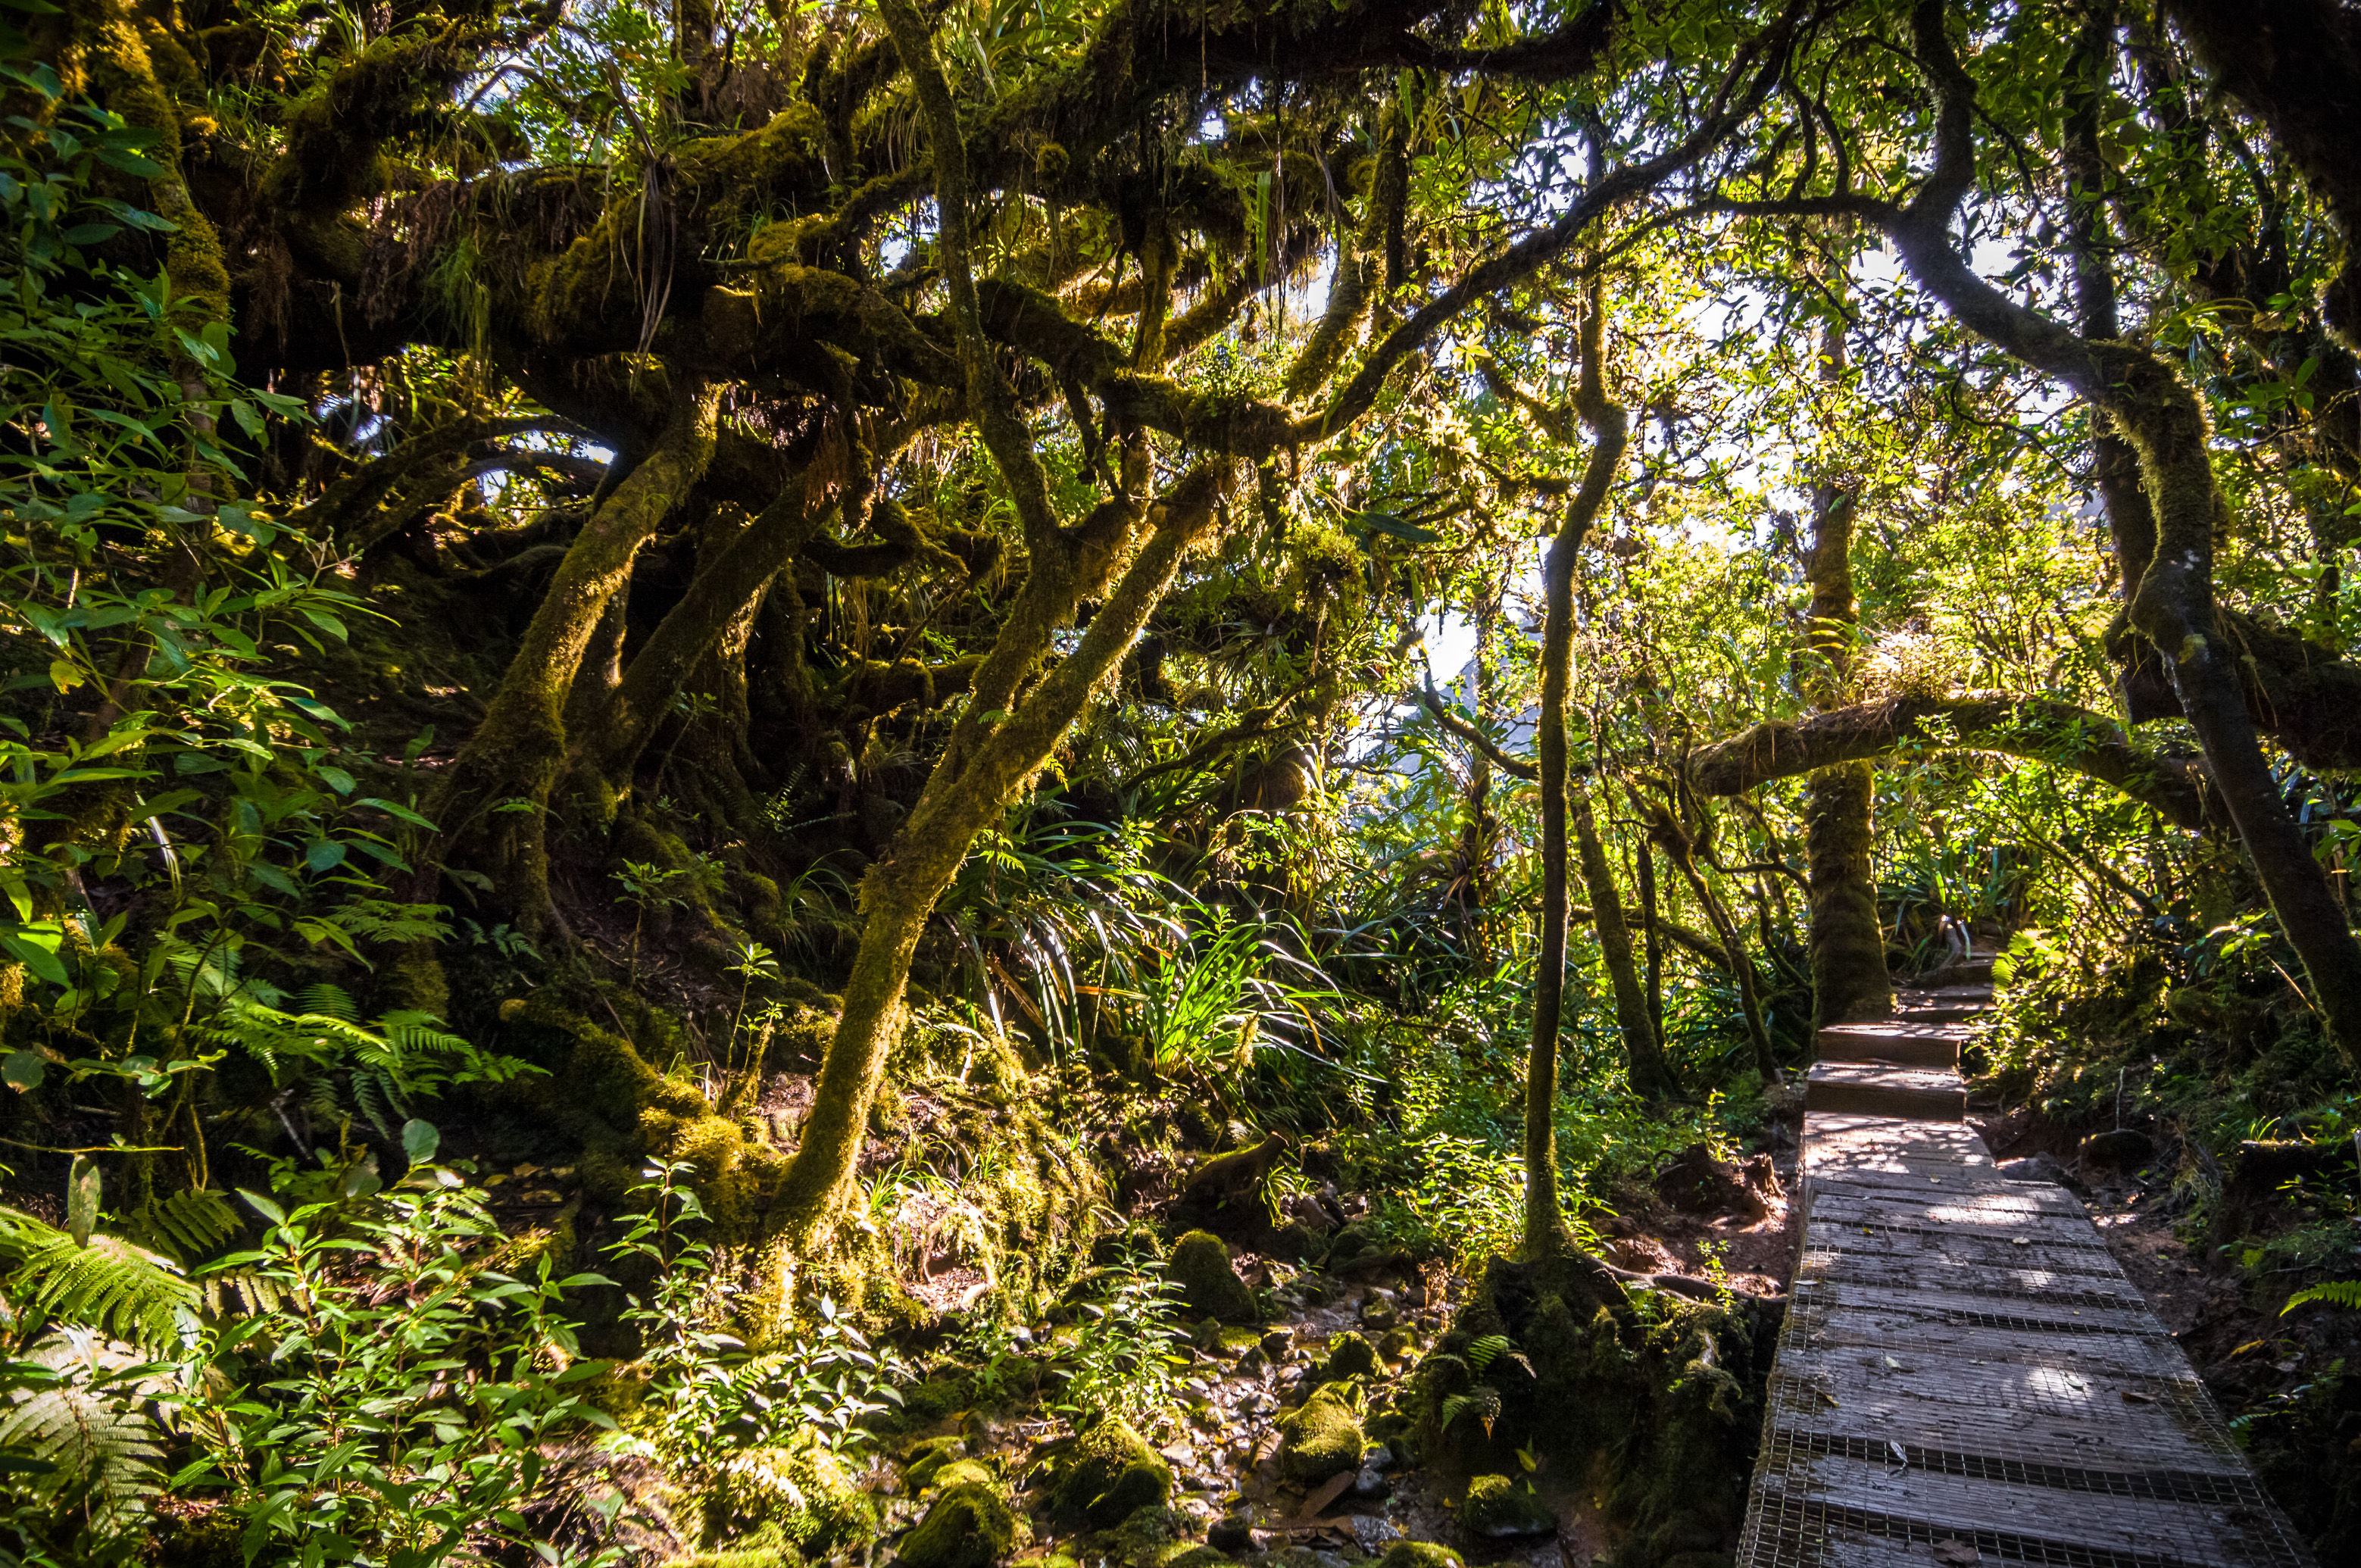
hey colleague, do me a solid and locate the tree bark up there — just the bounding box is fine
[1799,304,1894,1027]
[770,464,1232,1235]
[1685,692,2214,828]
[1525,286,1631,1259]
[1572,791,1685,1104]
[428,384,719,930]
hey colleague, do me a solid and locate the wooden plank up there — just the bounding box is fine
[1799,1250,2144,1307]
[1803,1276,2160,1332]
[1805,1061,1969,1120]
[1765,1366,2237,1473]
[1779,1317,2202,1387]
[1804,1114,1995,1173]
[1811,1191,2109,1239]
[1817,1020,1971,1070]
[1814,1173,2089,1216]
[1800,1225,2131,1273]
[1762,1451,2305,1566]
[1757,1410,2251,1482]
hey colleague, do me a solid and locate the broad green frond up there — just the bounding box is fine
[2283,1279,2361,1314]
[0,1210,199,1354]
[117,1191,240,1267]
[0,1329,167,1521]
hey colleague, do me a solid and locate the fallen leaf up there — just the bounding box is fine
[1932,1540,1980,1566]
[2121,1390,2156,1404]
[2011,1236,2032,1247]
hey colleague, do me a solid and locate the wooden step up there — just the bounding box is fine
[1893,985,1993,1023]
[1804,1060,1967,1121]
[1816,1020,1969,1070]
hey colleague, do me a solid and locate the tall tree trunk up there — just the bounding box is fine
[1526,285,1663,1258]
[429,383,718,932]
[1530,285,1681,1218]
[1800,299,1895,1026]
[770,465,1231,1235]
[1860,0,2361,1067]
[1572,792,1684,1104]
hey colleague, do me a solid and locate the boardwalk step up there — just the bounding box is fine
[1804,1060,1968,1120]
[1744,1089,2316,1566]
[1816,1020,1969,1070]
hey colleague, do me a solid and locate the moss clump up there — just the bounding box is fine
[1276,1384,1364,1485]
[928,1457,995,1492]
[1462,1474,1553,1537]
[710,1437,878,1549]
[1376,1547,1465,1568]
[896,1481,1016,1568]
[902,1435,963,1488]
[1046,1420,1172,1527]
[1319,1331,1379,1383]
[1168,1231,1256,1323]
[1408,1254,1773,1566]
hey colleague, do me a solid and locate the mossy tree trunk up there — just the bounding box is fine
[428,383,719,933]
[1799,305,1894,1026]
[1524,290,1632,1259]
[768,0,1245,1236]
[576,459,836,794]
[770,463,1232,1235]
[1826,0,2361,1068]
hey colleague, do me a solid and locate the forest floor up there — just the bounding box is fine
[864,1117,1802,1566]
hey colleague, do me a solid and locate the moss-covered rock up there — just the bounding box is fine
[1168,1230,1257,1323]
[896,1481,1017,1568]
[1276,1383,1364,1485]
[1376,1546,1465,1568]
[1319,1331,1379,1383]
[903,1435,963,1488]
[1462,1473,1554,1537]
[1409,1254,1775,1564]
[1045,1420,1173,1527]
[928,1457,995,1493]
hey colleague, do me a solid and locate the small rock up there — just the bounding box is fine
[1238,1347,1268,1376]
[1191,1317,1225,1350]
[2080,1128,2153,1169]
[1351,1466,1391,1498]
[1363,1444,1394,1472]
[1463,1473,1554,1538]
[1207,1514,1258,1552]
[1351,1515,1402,1552]
[1260,1328,1294,1358]
[1377,1329,1414,1361]
[1359,1298,1399,1331]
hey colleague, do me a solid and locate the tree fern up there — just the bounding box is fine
[2282,1279,2361,1314]
[0,1210,198,1354]
[0,1329,167,1523]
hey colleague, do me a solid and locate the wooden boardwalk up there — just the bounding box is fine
[1737,966,2316,1567]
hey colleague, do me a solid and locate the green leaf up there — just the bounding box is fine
[65,1156,98,1248]
[1,929,70,988]
[2,1051,43,1092]
[401,1120,440,1167]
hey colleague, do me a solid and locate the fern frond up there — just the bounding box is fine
[2283,1279,2361,1314]
[0,1209,198,1353]
[117,1190,239,1267]
[349,1067,398,1139]
[198,1265,286,1318]
[0,1328,167,1520]
[295,982,357,1022]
